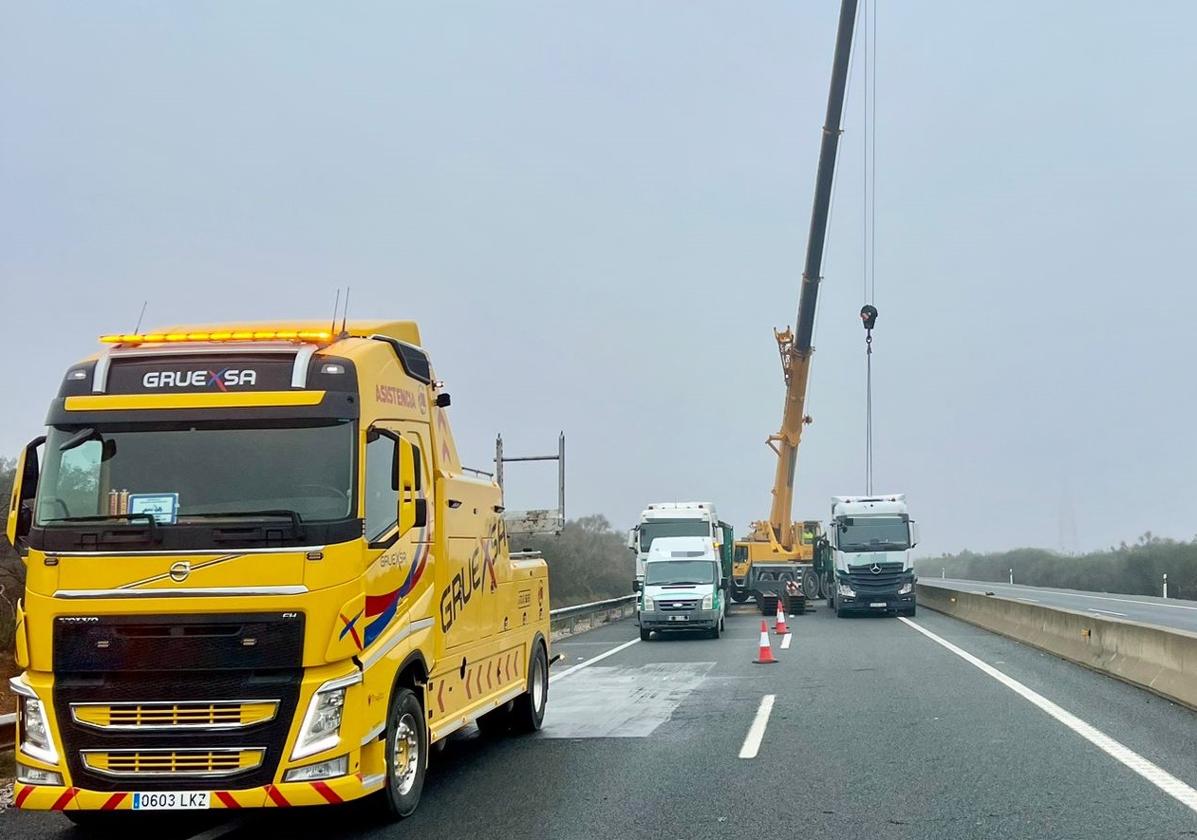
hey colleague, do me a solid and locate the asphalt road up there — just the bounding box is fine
[4,603,1197,839]
[928,578,1197,634]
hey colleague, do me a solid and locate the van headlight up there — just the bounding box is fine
[643,597,654,612]
[898,582,913,595]
[701,593,713,610]
[291,673,360,760]
[11,678,58,765]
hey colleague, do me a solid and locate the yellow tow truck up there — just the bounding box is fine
[6,321,552,826]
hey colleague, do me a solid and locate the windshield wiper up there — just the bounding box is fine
[183,510,304,531]
[41,513,160,541]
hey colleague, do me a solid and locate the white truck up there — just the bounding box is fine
[635,536,727,640]
[628,502,722,592]
[825,494,920,618]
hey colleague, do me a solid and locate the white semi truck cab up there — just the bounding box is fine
[628,502,721,591]
[826,494,920,618]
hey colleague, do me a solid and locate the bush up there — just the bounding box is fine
[509,514,633,607]
[916,533,1197,600]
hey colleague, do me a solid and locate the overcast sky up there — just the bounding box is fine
[3,2,1196,557]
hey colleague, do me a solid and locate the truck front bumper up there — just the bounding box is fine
[13,772,386,811]
[836,593,914,615]
[638,609,720,630]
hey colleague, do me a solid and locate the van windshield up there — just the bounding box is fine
[35,421,355,526]
[645,560,717,586]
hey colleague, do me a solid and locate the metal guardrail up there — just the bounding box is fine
[549,594,638,638]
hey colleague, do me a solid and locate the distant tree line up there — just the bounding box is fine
[509,514,633,607]
[916,533,1197,600]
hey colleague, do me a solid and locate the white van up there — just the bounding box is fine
[636,536,727,640]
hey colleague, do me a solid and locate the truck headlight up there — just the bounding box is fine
[898,582,913,595]
[643,597,654,612]
[292,673,360,760]
[11,679,58,765]
[837,582,855,597]
[701,593,713,610]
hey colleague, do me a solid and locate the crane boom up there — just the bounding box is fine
[761,0,858,550]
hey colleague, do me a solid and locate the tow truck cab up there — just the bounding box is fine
[5,321,551,821]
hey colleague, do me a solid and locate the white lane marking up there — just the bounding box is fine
[549,638,639,683]
[738,694,776,759]
[1089,608,1128,617]
[899,617,1197,814]
[942,582,1197,612]
[780,633,792,650]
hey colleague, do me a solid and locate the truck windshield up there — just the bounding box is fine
[837,516,910,552]
[645,560,716,586]
[639,519,710,551]
[35,421,355,526]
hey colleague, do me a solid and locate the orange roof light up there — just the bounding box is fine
[100,329,334,345]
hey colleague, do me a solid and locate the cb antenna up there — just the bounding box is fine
[339,286,351,337]
[329,289,341,335]
[132,300,148,334]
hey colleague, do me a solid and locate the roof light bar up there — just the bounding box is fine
[99,330,334,345]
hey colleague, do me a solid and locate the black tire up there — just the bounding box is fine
[836,605,848,618]
[905,605,917,617]
[709,621,721,639]
[475,700,514,737]
[376,687,427,820]
[731,589,748,603]
[512,642,548,733]
[639,627,651,641]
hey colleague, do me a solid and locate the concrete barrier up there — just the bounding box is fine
[550,595,637,641]
[917,582,1197,711]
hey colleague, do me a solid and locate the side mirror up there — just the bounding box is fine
[435,393,451,408]
[627,528,638,552]
[7,436,45,557]
[632,579,643,593]
[395,436,420,536]
[909,520,920,548]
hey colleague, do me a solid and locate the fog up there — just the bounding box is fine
[3,2,1196,556]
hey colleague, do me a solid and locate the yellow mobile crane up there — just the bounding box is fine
[732,0,858,611]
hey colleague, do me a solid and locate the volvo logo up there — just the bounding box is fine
[169,561,192,583]
[870,564,882,575]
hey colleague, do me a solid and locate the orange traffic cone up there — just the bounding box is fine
[754,620,777,665]
[775,598,789,636]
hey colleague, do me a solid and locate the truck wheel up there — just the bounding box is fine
[639,627,651,641]
[905,605,917,617]
[731,589,748,603]
[835,605,848,618]
[709,621,721,639]
[512,643,548,733]
[377,687,427,819]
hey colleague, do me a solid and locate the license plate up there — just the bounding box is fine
[869,602,887,608]
[668,615,689,622]
[132,791,210,810]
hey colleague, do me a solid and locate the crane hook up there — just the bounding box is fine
[860,304,878,331]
